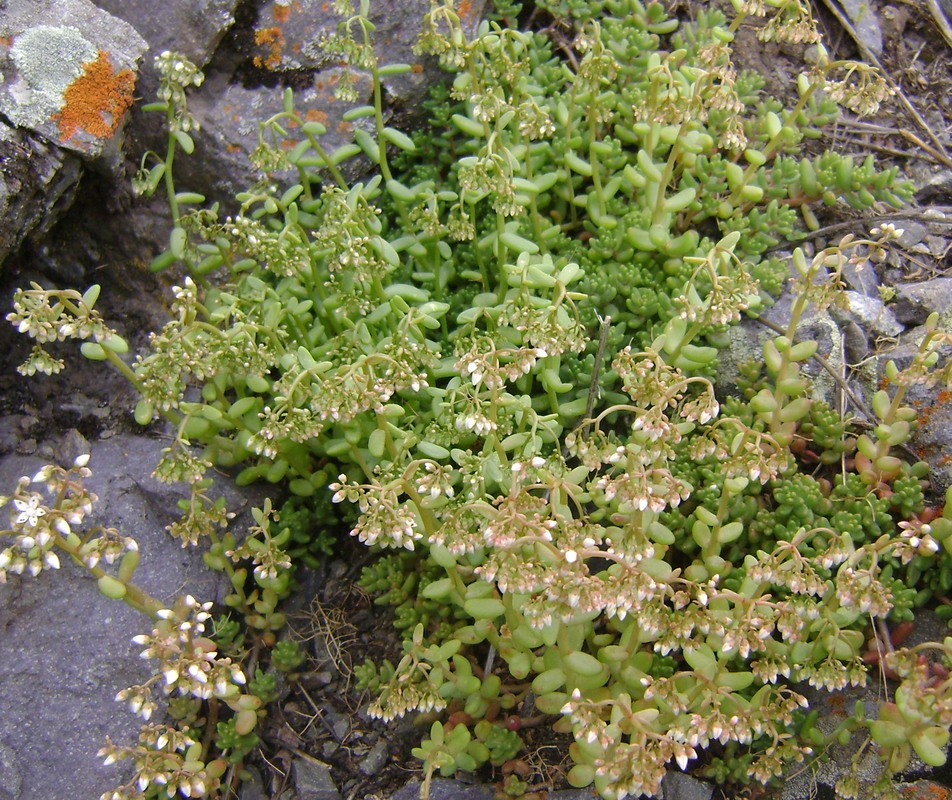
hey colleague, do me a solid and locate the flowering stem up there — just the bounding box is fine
[165,107,182,225]
[54,531,165,618]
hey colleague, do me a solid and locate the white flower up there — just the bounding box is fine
[13,495,46,527]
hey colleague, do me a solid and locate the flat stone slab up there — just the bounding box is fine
[0,434,260,800]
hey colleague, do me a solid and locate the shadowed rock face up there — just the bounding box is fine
[0,127,83,265]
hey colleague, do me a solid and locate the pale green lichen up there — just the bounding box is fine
[1,25,98,128]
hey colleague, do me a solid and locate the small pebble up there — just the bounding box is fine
[15,438,36,455]
[54,428,90,467]
[358,739,390,777]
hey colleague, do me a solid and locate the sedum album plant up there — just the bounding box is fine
[7,0,952,798]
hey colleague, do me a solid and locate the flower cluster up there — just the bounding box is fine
[6,285,117,376]
[8,0,941,796]
[825,62,894,118]
[122,595,246,712]
[331,475,424,550]
[98,725,220,800]
[0,457,101,582]
[154,51,204,132]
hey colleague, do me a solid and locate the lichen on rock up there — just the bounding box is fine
[54,49,136,143]
[2,25,99,128]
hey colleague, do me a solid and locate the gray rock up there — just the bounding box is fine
[293,756,342,800]
[721,302,844,408]
[893,277,952,327]
[782,615,952,800]
[177,0,486,203]
[90,0,237,67]
[914,169,952,203]
[835,291,903,340]
[0,125,83,265]
[897,221,930,250]
[840,251,881,297]
[869,329,952,493]
[0,434,262,800]
[247,0,339,73]
[320,705,352,742]
[246,0,470,105]
[53,427,90,467]
[358,738,390,777]
[239,765,267,800]
[840,0,883,56]
[389,772,711,800]
[392,778,494,800]
[0,415,36,457]
[0,0,148,163]
[661,772,714,800]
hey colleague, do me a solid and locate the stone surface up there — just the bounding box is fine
[660,772,714,800]
[0,0,485,273]
[357,738,390,777]
[893,277,952,327]
[392,778,494,800]
[388,771,712,800]
[178,0,487,202]
[90,0,237,67]
[293,756,342,800]
[721,298,844,409]
[0,0,148,162]
[840,0,883,56]
[0,124,83,264]
[836,291,903,339]
[781,614,952,800]
[0,434,264,800]
[888,347,952,493]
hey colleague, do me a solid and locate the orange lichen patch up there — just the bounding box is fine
[456,0,474,19]
[910,388,951,430]
[827,692,846,717]
[253,26,285,70]
[900,781,952,800]
[305,109,328,124]
[411,63,424,74]
[280,137,296,150]
[54,49,135,142]
[273,1,304,22]
[336,119,353,135]
[226,143,242,153]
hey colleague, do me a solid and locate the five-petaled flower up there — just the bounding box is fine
[14,494,46,528]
